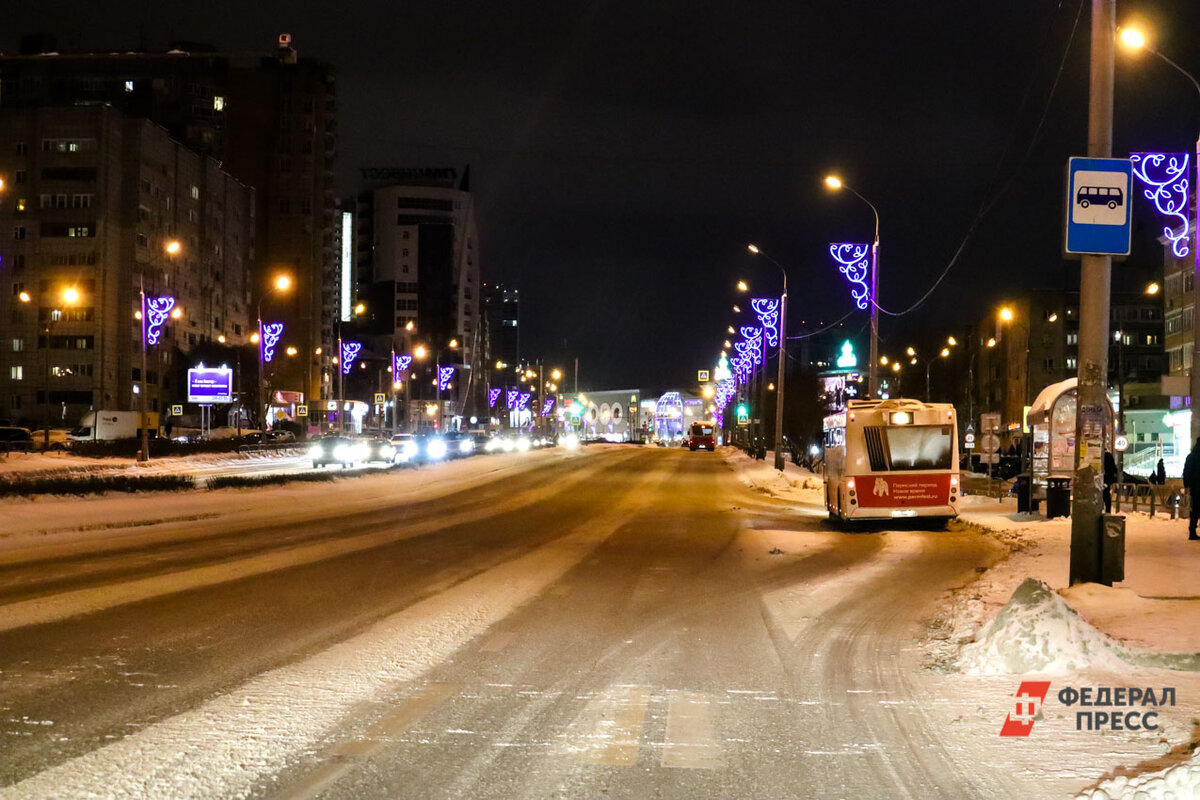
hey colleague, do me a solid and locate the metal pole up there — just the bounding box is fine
[773,286,787,471]
[139,279,149,462]
[257,317,266,433]
[869,241,879,398]
[337,328,344,433]
[1070,0,1114,586]
[1192,129,1200,449]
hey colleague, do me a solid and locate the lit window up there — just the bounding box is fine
[9,366,22,380]
[124,80,134,92]
[213,96,225,111]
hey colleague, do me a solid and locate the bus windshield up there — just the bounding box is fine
[875,424,953,471]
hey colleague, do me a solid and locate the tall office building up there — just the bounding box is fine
[0,105,255,425]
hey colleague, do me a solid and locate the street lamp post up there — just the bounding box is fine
[1119,25,1200,453]
[257,275,292,433]
[747,244,789,471]
[825,176,881,397]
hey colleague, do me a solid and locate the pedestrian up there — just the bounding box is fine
[1156,458,1167,486]
[1183,439,1200,540]
[1102,451,1118,514]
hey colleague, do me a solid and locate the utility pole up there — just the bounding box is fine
[1070,0,1115,586]
[773,289,788,470]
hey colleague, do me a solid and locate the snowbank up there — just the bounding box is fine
[1078,752,1200,800]
[958,578,1131,675]
[723,449,823,503]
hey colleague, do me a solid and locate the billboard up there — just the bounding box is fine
[187,367,234,404]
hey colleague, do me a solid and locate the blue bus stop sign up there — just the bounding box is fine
[1064,157,1132,257]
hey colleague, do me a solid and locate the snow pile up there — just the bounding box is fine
[724,450,823,499]
[1077,752,1200,800]
[958,578,1131,675]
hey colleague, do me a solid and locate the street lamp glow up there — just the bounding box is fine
[275,275,292,292]
[1146,281,1161,295]
[987,337,997,348]
[947,336,957,346]
[724,339,732,348]
[736,280,749,292]
[551,368,562,380]
[250,332,260,344]
[747,243,760,254]
[1048,313,1059,323]
[824,175,843,189]
[891,362,901,372]
[732,304,741,313]
[999,306,1014,322]
[170,307,182,319]
[405,320,415,331]
[940,348,950,358]
[353,301,365,315]
[164,240,181,255]
[62,287,81,305]
[879,356,889,365]
[415,345,428,359]
[18,291,31,303]
[1119,27,1146,50]
[449,338,459,349]
[905,346,915,356]
[727,326,735,334]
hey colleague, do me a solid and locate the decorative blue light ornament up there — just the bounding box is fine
[517,392,532,411]
[438,365,455,391]
[489,388,502,408]
[751,298,780,348]
[1130,152,1190,258]
[507,389,519,409]
[144,296,175,346]
[541,397,555,416]
[340,340,362,374]
[394,353,413,376]
[829,243,871,310]
[262,322,284,363]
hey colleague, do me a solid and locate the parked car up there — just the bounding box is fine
[0,426,34,452]
[308,436,367,469]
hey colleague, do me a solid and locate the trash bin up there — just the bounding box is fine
[1046,476,1072,519]
[1100,514,1125,585]
[1014,474,1032,513]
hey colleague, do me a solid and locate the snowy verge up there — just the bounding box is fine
[1077,750,1200,800]
[722,448,823,502]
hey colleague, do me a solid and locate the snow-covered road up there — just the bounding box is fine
[3,446,1191,798]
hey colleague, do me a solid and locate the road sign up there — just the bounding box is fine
[736,404,749,425]
[978,453,1000,464]
[170,404,183,416]
[698,369,710,382]
[297,404,308,417]
[980,433,1002,454]
[964,441,976,450]
[374,393,386,405]
[1114,434,1128,452]
[964,432,976,450]
[980,413,1001,434]
[1064,157,1132,256]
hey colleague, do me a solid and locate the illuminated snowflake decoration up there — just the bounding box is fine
[261,322,284,363]
[144,296,175,346]
[541,397,555,416]
[751,298,780,348]
[438,366,455,391]
[489,388,502,407]
[516,392,532,411]
[1130,152,1190,259]
[394,353,413,377]
[829,243,871,310]
[507,389,519,409]
[340,340,362,374]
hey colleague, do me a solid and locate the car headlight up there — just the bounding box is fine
[516,436,531,451]
[562,433,579,449]
[427,438,448,459]
[501,438,515,452]
[404,441,419,457]
[309,444,324,458]
[333,444,349,460]
[381,445,395,459]
[459,439,474,454]
[485,439,499,452]
[353,443,368,459]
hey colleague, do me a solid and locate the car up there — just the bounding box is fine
[361,438,396,463]
[263,429,297,443]
[443,431,475,457]
[390,433,421,463]
[308,436,367,469]
[0,426,34,452]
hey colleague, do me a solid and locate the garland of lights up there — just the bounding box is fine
[541,397,555,416]
[751,298,780,348]
[340,340,362,374]
[438,365,455,391]
[394,353,412,377]
[507,389,519,409]
[262,322,285,363]
[489,387,502,407]
[144,296,175,346]
[829,243,871,310]
[1130,152,1190,258]
[714,378,736,413]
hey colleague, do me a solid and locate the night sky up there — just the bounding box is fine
[7,1,1200,391]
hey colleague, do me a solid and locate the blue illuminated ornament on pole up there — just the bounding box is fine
[144,296,175,346]
[489,387,502,408]
[736,327,763,366]
[261,322,284,363]
[394,353,412,377]
[751,298,780,348]
[507,389,519,409]
[829,243,871,310]
[517,392,532,411]
[438,365,455,391]
[1130,152,1190,258]
[340,341,362,375]
[541,397,555,416]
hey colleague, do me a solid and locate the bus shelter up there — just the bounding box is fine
[1028,377,1115,499]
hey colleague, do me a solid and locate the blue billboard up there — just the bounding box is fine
[187,367,234,404]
